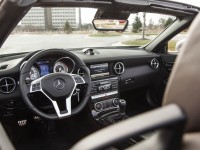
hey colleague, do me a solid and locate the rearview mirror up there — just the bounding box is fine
[92,19,128,31]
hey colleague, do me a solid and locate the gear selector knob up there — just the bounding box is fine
[119,99,126,116]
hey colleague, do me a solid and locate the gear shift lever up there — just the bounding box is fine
[100,99,127,125]
[119,99,126,116]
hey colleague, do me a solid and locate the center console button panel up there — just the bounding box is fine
[91,77,118,94]
[90,77,119,118]
[90,76,128,126]
[94,99,118,112]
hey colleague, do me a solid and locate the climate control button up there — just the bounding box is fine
[94,102,103,112]
[113,98,119,106]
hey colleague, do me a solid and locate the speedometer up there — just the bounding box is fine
[29,66,40,80]
[53,61,68,73]
[53,57,75,74]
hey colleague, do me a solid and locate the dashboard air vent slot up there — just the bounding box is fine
[0,65,8,70]
[150,58,159,69]
[114,62,125,75]
[0,77,16,94]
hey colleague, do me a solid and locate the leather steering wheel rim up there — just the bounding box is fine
[19,49,91,120]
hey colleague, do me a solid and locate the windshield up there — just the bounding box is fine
[0,7,176,54]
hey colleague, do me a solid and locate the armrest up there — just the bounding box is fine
[71,104,186,150]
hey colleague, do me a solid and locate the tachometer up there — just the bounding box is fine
[53,57,75,74]
[29,66,40,80]
[53,61,68,73]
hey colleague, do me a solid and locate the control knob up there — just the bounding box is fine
[113,98,119,106]
[94,102,103,112]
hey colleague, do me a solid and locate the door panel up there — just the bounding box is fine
[148,53,177,106]
[161,54,177,74]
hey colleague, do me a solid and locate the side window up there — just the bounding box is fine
[168,28,188,53]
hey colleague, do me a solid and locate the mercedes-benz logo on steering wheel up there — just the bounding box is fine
[54,78,65,90]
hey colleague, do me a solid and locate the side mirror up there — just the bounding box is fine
[175,39,186,52]
[92,19,128,31]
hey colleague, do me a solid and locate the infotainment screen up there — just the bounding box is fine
[37,61,50,76]
[90,63,109,78]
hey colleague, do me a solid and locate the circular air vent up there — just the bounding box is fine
[150,58,159,69]
[114,62,125,75]
[0,77,16,94]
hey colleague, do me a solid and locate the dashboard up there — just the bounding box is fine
[0,48,161,95]
[0,48,161,118]
[29,60,110,81]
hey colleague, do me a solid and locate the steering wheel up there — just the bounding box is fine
[19,49,91,119]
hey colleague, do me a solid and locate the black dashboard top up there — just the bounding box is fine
[0,48,160,100]
[0,48,158,72]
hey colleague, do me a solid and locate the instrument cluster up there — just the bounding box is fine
[29,57,75,80]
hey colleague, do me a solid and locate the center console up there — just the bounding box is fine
[88,63,127,126]
[90,77,119,115]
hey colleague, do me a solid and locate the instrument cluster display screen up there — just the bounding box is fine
[90,63,109,78]
[37,61,50,76]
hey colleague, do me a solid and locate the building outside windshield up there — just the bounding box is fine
[0,7,186,54]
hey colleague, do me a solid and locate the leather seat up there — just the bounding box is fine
[72,12,200,150]
[162,12,200,149]
[182,132,200,150]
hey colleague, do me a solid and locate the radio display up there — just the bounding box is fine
[90,63,109,78]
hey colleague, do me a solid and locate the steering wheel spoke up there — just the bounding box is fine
[49,96,72,118]
[71,74,86,85]
[30,78,42,93]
